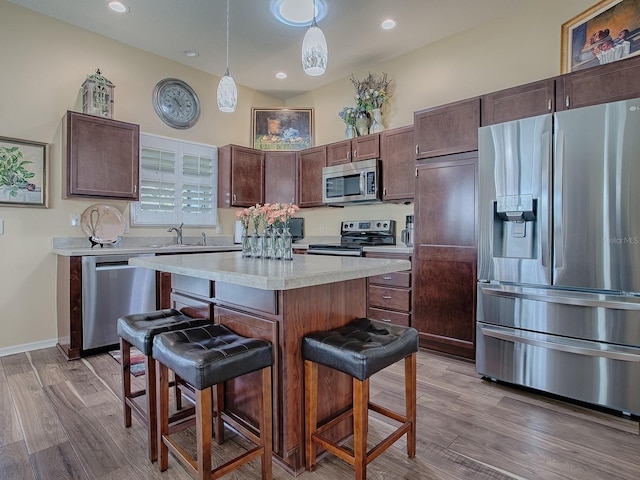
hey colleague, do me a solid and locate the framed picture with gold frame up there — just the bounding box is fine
[251,107,313,151]
[561,0,640,73]
[0,136,47,207]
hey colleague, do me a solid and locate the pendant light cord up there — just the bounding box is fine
[225,0,230,76]
[312,0,318,27]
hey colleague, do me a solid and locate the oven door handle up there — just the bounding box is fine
[481,286,640,311]
[480,326,640,362]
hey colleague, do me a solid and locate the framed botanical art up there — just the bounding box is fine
[0,136,47,207]
[251,107,313,151]
[561,0,640,73]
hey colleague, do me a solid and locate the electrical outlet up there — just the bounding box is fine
[124,219,130,234]
[0,219,4,235]
[70,213,80,227]
[318,223,325,234]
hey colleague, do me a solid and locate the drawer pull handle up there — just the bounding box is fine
[381,276,392,280]
[381,318,392,323]
[382,295,392,299]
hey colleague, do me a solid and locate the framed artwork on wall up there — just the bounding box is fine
[561,0,640,73]
[0,136,47,207]
[251,107,313,151]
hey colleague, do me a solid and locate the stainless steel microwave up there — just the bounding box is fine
[322,158,381,205]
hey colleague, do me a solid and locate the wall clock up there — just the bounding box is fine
[152,78,200,129]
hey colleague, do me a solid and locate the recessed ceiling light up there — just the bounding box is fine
[108,1,129,14]
[381,19,396,30]
[276,72,287,79]
[184,50,199,57]
[272,0,326,27]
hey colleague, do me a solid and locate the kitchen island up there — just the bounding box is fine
[129,251,411,475]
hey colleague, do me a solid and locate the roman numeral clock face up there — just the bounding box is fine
[152,78,200,129]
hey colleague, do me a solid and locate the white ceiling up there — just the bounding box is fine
[8,0,530,99]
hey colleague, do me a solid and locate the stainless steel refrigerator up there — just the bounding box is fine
[476,98,640,416]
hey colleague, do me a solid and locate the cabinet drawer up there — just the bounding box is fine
[369,271,411,288]
[171,292,213,320]
[172,274,214,300]
[367,307,410,327]
[368,285,410,312]
[215,282,278,315]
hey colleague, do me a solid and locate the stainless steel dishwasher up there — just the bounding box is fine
[81,254,157,351]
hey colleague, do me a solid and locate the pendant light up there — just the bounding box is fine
[217,0,237,112]
[301,0,327,76]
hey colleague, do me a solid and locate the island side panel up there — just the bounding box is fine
[281,278,367,471]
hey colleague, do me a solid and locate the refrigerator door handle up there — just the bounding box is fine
[554,128,565,270]
[480,325,640,362]
[541,130,552,273]
[481,286,640,310]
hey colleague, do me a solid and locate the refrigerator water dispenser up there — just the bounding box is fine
[493,195,536,259]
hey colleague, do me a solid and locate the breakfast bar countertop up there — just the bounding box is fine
[129,250,411,291]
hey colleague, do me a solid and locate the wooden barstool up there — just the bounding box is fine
[116,308,210,462]
[303,318,418,480]
[153,323,273,480]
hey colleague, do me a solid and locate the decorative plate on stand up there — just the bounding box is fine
[80,203,125,247]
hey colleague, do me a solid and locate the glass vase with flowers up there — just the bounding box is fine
[247,204,265,258]
[267,202,300,261]
[338,106,357,139]
[235,207,252,257]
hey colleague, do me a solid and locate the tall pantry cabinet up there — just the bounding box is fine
[412,98,479,360]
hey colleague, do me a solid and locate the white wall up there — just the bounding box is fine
[0,0,595,353]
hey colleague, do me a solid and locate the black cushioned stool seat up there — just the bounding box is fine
[153,324,274,480]
[116,308,210,462]
[303,318,418,480]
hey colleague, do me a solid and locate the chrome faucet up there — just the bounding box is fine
[167,223,183,245]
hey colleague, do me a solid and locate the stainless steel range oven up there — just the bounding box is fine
[307,219,395,256]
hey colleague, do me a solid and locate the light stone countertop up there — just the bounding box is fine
[129,251,411,291]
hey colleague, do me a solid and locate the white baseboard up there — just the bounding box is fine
[0,339,58,358]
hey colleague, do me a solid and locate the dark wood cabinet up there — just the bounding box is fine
[365,252,412,328]
[414,98,480,159]
[557,54,640,111]
[265,151,297,204]
[297,146,326,208]
[217,144,264,207]
[380,125,415,201]
[326,134,380,165]
[63,111,139,200]
[481,79,556,125]
[413,152,477,359]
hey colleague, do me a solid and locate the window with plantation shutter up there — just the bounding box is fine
[132,133,217,226]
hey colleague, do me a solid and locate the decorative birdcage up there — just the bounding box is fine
[81,69,114,118]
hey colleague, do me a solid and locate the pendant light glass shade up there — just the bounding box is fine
[217,0,237,112]
[217,68,237,112]
[302,0,327,76]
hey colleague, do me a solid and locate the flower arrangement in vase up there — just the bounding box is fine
[236,202,300,260]
[350,72,393,134]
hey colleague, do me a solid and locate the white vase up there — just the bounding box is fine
[369,108,384,133]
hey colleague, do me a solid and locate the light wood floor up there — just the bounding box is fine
[0,346,638,479]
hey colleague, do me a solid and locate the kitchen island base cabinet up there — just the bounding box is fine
[212,280,366,474]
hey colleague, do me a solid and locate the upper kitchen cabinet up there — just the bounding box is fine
[481,79,556,125]
[380,125,415,201]
[218,144,264,207]
[414,97,480,159]
[63,111,140,200]
[326,134,380,165]
[557,55,640,110]
[265,151,297,204]
[297,145,326,208]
